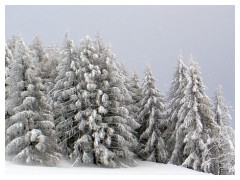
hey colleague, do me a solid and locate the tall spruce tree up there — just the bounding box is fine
[6,37,27,139]
[213,86,235,175]
[71,35,139,167]
[169,58,219,174]
[51,33,79,158]
[5,44,14,119]
[138,66,167,163]
[163,54,189,160]
[29,36,45,64]
[119,66,141,153]
[43,45,61,93]
[5,37,61,166]
[128,71,143,124]
[70,36,102,165]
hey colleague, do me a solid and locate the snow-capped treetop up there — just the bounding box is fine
[5,44,13,68]
[29,36,46,63]
[168,54,188,100]
[214,85,232,127]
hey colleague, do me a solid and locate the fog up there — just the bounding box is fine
[5,5,235,127]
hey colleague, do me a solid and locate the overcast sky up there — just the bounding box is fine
[5,5,235,127]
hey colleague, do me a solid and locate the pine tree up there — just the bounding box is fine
[138,66,167,163]
[5,37,61,166]
[50,33,79,158]
[213,86,235,175]
[168,58,219,173]
[71,35,139,167]
[163,54,189,160]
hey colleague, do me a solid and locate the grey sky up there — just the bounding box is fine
[5,5,235,127]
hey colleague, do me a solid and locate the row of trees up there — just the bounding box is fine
[5,34,235,174]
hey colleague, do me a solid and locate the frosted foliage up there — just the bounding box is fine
[6,37,29,118]
[69,35,139,168]
[51,34,79,158]
[5,37,61,166]
[5,34,234,173]
[168,59,219,174]
[125,70,143,135]
[213,86,235,175]
[138,66,167,163]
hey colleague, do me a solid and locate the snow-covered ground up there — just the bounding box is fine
[5,160,210,175]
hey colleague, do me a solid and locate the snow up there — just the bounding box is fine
[5,160,210,175]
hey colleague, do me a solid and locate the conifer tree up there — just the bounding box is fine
[51,33,79,157]
[6,35,18,58]
[5,44,13,108]
[5,37,61,166]
[29,36,60,93]
[29,36,46,64]
[70,36,101,165]
[71,35,139,167]
[122,70,142,154]
[163,54,188,160]
[213,86,235,175]
[43,45,61,93]
[128,71,143,124]
[138,66,167,163]
[6,37,27,137]
[169,58,219,174]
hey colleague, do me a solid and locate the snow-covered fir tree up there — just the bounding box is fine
[5,44,13,106]
[50,33,79,158]
[119,66,141,153]
[5,44,14,144]
[6,37,27,139]
[29,37,46,81]
[29,36,46,64]
[6,35,18,58]
[5,44,13,72]
[70,35,139,167]
[70,35,103,165]
[43,45,61,93]
[127,71,143,124]
[5,37,61,166]
[168,58,219,174]
[163,54,189,160]
[138,66,167,163]
[29,36,60,93]
[213,86,235,175]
